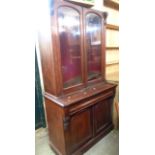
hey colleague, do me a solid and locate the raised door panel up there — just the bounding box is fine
[68,108,93,153]
[57,6,84,89]
[94,98,113,134]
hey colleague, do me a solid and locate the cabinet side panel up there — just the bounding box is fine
[45,98,66,155]
[37,0,62,95]
[38,31,57,95]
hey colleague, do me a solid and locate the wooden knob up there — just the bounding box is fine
[83,92,87,95]
[67,96,71,99]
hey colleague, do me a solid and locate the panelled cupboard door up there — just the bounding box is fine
[94,98,113,134]
[68,108,93,153]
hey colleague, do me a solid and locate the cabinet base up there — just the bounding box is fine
[49,124,113,155]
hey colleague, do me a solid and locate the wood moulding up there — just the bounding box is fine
[64,0,95,7]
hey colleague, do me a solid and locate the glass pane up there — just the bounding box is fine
[58,7,82,88]
[86,13,102,81]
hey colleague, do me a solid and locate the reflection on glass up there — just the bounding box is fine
[86,13,102,81]
[58,7,82,88]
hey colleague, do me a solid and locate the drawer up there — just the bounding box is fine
[69,90,114,116]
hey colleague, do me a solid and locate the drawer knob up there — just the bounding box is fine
[67,96,71,99]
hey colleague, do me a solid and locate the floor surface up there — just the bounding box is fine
[35,128,119,155]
